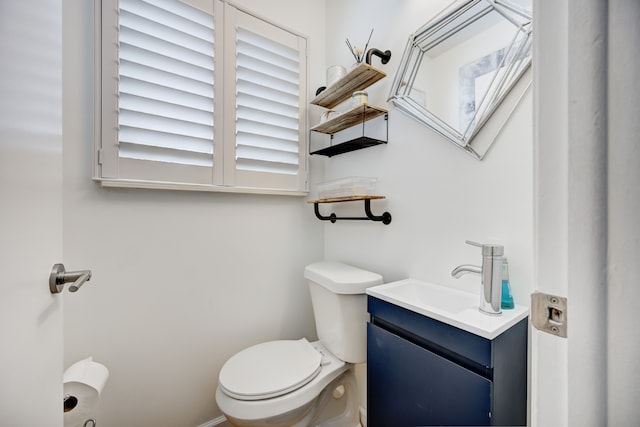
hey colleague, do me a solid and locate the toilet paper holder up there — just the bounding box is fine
[63,394,97,426]
[50,263,92,294]
[64,393,97,426]
[63,394,78,412]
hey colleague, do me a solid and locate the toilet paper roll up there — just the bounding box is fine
[326,65,346,87]
[63,357,109,427]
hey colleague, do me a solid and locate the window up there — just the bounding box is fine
[95,0,308,194]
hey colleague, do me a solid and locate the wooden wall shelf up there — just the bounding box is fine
[311,63,387,109]
[310,104,388,134]
[309,60,389,157]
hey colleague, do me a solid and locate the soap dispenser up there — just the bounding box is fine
[501,258,515,309]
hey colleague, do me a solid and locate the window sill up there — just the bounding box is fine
[94,178,309,197]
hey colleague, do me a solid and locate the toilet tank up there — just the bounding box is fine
[304,262,383,363]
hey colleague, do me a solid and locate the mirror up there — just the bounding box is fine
[388,0,532,159]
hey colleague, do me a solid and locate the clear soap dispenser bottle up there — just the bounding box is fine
[501,258,515,309]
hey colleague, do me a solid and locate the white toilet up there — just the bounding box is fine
[215,261,383,427]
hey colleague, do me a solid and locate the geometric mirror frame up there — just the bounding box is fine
[388,0,532,159]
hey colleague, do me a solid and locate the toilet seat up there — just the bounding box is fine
[219,338,322,401]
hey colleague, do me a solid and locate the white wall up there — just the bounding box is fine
[0,2,64,425]
[62,1,325,426]
[322,0,533,304]
[608,1,640,424]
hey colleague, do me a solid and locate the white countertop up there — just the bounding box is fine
[366,278,529,340]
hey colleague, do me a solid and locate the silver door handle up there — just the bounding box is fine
[49,263,92,294]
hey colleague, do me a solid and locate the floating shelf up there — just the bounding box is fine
[311,63,387,109]
[310,136,386,157]
[308,195,392,225]
[309,104,388,157]
[310,104,388,134]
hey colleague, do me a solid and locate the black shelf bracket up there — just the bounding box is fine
[366,48,392,65]
[313,199,392,225]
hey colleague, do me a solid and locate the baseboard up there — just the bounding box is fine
[200,407,364,426]
[195,415,229,427]
[199,408,366,427]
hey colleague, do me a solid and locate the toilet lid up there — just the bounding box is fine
[219,338,322,401]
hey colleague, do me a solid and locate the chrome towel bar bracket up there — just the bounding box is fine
[49,263,92,294]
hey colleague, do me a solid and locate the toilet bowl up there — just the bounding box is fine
[215,262,383,427]
[216,340,351,426]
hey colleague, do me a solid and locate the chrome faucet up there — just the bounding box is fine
[451,240,504,315]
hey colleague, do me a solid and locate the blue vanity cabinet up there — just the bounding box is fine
[367,296,527,426]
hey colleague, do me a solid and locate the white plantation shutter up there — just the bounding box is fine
[235,27,300,174]
[98,0,307,193]
[225,8,307,191]
[101,0,217,184]
[118,0,215,166]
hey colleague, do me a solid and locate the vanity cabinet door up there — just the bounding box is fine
[368,323,491,426]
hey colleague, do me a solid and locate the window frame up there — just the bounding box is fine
[93,0,309,196]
